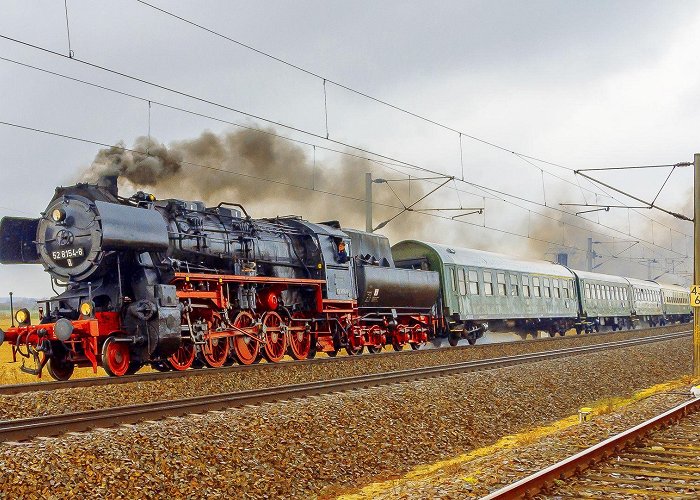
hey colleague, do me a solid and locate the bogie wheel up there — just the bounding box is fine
[466,334,478,346]
[262,312,287,363]
[47,356,75,381]
[101,337,131,377]
[202,335,230,368]
[168,342,195,371]
[345,334,364,356]
[448,333,460,347]
[231,311,260,365]
[288,312,311,360]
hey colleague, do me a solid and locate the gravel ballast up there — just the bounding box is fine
[0,324,689,421]
[0,336,693,498]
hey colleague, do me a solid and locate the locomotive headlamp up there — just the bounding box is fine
[51,208,66,222]
[15,308,30,325]
[80,302,93,317]
[147,194,156,202]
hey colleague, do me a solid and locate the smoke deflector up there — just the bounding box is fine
[0,217,40,264]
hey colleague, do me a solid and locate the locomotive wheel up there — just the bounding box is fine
[262,312,287,363]
[367,345,382,354]
[409,342,422,350]
[202,336,229,368]
[288,313,311,360]
[47,356,75,381]
[326,349,338,357]
[231,311,260,365]
[101,337,131,377]
[345,338,364,356]
[168,343,196,371]
[392,340,404,352]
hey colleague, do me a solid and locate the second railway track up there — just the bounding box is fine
[485,385,700,499]
[0,330,690,443]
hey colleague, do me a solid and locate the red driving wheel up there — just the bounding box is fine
[288,312,311,360]
[262,311,287,363]
[202,335,229,368]
[168,342,196,371]
[231,311,260,365]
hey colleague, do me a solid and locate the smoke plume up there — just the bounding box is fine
[82,127,684,281]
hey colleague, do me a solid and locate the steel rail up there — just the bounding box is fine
[0,330,689,443]
[483,391,700,499]
[0,324,688,396]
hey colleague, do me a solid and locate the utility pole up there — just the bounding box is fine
[365,172,373,233]
[586,237,595,271]
[694,153,700,377]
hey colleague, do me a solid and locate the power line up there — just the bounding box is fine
[0,35,689,258]
[111,3,698,240]
[0,116,669,268]
[2,53,685,256]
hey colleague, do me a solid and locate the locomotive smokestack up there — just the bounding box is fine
[98,175,119,197]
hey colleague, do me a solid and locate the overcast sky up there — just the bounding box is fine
[1,0,699,296]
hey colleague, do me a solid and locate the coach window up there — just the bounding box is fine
[554,279,561,298]
[584,283,591,299]
[483,271,494,296]
[522,275,531,297]
[451,268,458,292]
[510,274,519,296]
[497,273,507,296]
[468,270,479,295]
[543,277,551,298]
[532,277,541,297]
[563,281,570,299]
[458,268,467,296]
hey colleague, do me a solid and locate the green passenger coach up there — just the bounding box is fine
[392,240,579,345]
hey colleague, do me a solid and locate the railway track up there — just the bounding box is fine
[0,330,689,443]
[484,386,700,499]
[0,324,688,396]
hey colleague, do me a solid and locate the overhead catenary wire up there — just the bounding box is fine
[0,35,691,248]
[0,116,668,268]
[135,0,696,244]
[0,54,685,259]
[0,37,690,268]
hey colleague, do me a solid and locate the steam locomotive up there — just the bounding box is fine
[0,179,691,380]
[0,178,439,379]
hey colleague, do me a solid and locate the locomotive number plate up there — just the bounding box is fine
[51,247,85,267]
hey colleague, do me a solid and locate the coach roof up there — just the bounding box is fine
[393,240,575,278]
